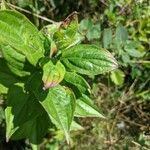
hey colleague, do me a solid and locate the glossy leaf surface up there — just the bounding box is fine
[61,44,118,75]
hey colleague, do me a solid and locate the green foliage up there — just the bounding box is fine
[61,44,118,75]
[110,69,125,86]
[42,60,65,90]
[0,9,117,146]
[75,94,105,118]
[103,28,112,49]
[0,10,46,66]
[79,18,101,40]
[1,1,149,149]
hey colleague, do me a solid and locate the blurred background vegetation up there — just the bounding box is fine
[0,0,150,149]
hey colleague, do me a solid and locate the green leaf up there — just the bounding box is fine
[5,107,50,144]
[53,12,79,50]
[70,121,84,131]
[61,44,118,75]
[124,41,145,58]
[0,10,45,66]
[42,23,61,38]
[79,18,93,32]
[75,94,105,118]
[0,45,32,77]
[5,107,19,142]
[65,13,78,39]
[26,72,43,97]
[0,58,18,93]
[0,84,8,94]
[103,28,112,48]
[39,85,76,143]
[64,72,90,94]
[17,0,33,7]
[79,19,101,40]
[136,90,150,101]
[42,61,65,90]
[114,24,128,48]
[87,24,101,40]
[110,69,125,86]
[7,83,42,125]
[5,83,50,143]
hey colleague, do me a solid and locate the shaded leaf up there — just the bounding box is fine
[0,58,18,93]
[124,41,145,58]
[64,71,90,94]
[103,28,112,48]
[5,83,50,143]
[114,24,128,48]
[79,19,100,40]
[5,107,50,144]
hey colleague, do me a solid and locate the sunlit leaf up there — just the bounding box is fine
[0,10,45,65]
[61,44,118,75]
[110,69,125,86]
[75,94,105,118]
[39,85,76,143]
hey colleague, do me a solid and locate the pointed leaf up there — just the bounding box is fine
[5,107,50,144]
[64,71,90,94]
[70,121,84,131]
[5,83,50,143]
[75,94,105,118]
[39,85,76,142]
[61,44,118,75]
[5,107,18,141]
[0,10,45,65]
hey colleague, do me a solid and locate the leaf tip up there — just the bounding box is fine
[43,81,58,90]
[6,136,10,143]
[65,132,70,144]
[112,62,119,70]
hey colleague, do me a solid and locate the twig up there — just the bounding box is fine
[99,0,108,7]
[130,60,150,64]
[6,3,57,24]
[109,78,138,140]
[120,114,148,128]
[126,78,138,96]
